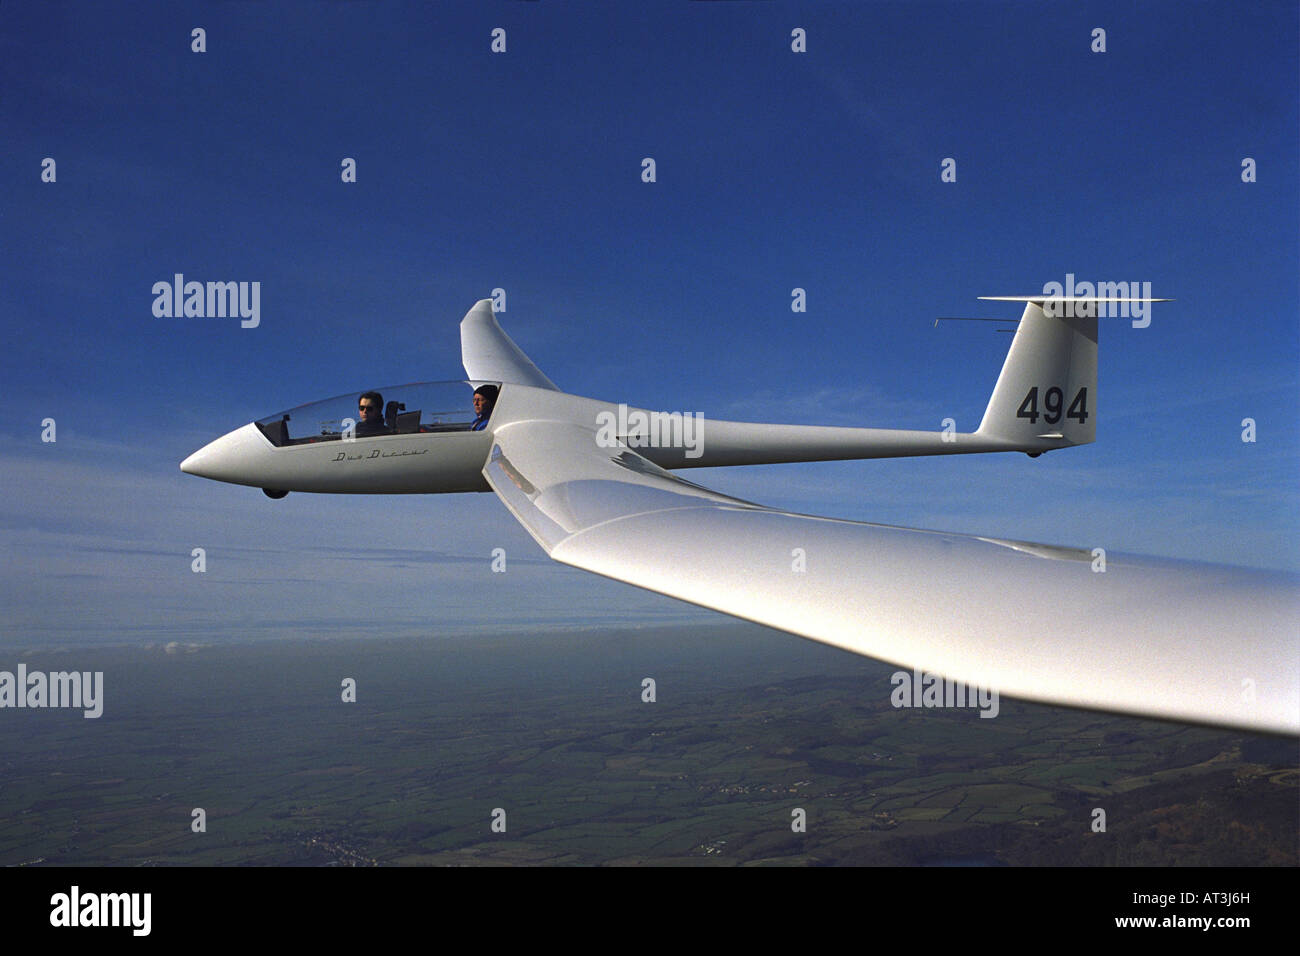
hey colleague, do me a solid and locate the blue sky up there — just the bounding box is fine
[2,0,1296,647]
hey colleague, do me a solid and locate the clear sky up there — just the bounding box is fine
[2,0,1297,647]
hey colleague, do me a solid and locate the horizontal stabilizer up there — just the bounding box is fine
[979,296,1172,303]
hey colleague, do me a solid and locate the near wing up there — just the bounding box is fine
[484,418,1299,735]
[460,299,559,390]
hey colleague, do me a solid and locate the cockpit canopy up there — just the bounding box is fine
[254,380,501,447]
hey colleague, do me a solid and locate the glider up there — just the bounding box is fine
[181,297,1299,735]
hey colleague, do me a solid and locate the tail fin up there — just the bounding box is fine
[976,300,1098,448]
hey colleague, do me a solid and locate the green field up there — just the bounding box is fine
[0,624,1294,866]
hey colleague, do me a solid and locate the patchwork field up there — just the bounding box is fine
[0,625,1293,866]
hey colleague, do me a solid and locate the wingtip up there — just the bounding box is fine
[460,298,497,328]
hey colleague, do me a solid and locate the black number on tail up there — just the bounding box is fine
[1017,387,1039,424]
[1067,386,1089,423]
[1017,386,1089,427]
[1043,387,1063,425]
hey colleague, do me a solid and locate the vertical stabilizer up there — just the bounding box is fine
[977,301,1097,447]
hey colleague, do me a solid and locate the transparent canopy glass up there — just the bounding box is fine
[255,380,499,446]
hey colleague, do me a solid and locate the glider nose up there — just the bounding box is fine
[180,423,268,484]
[179,445,212,476]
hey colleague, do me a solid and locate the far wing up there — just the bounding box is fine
[460,299,559,390]
[484,418,1299,735]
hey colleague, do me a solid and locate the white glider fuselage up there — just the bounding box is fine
[178,384,1061,496]
[182,294,1098,495]
[180,419,496,494]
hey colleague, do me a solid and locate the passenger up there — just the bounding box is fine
[354,391,390,437]
[470,385,498,431]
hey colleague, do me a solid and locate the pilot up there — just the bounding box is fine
[470,385,498,431]
[355,391,390,437]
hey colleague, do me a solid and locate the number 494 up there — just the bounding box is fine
[1017,386,1088,425]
